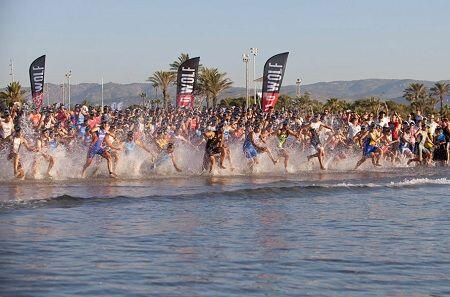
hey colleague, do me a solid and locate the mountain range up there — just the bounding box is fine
[21,78,450,106]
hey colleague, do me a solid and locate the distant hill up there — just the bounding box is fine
[15,79,450,106]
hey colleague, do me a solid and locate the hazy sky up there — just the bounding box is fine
[1,0,449,87]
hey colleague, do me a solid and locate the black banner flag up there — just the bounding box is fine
[176,57,200,108]
[261,52,289,112]
[29,55,46,110]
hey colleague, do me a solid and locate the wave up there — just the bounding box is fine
[1,177,447,210]
[389,178,450,187]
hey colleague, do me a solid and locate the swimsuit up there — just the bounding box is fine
[363,135,378,157]
[243,132,258,159]
[88,129,107,158]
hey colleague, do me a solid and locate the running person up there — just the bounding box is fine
[242,123,277,172]
[354,124,383,169]
[32,129,56,179]
[150,142,182,172]
[8,127,34,179]
[407,123,433,166]
[305,115,334,170]
[203,126,225,173]
[81,121,117,178]
[274,120,299,173]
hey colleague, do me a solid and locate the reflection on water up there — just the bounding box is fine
[0,168,449,296]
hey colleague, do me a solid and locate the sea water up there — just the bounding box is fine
[0,167,449,296]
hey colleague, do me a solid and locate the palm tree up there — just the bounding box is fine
[0,81,26,107]
[152,82,159,99]
[170,53,190,72]
[170,53,203,73]
[430,82,450,115]
[139,92,147,106]
[147,71,176,109]
[198,68,233,108]
[403,83,428,111]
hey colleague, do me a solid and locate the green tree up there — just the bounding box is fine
[220,97,246,108]
[139,92,147,106]
[430,82,450,115]
[170,53,190,72]
[403,83,428,111]
[170,53,203,72]
[275,94,293,110]
[81,98,92,107]
[0,81,26,107]
[385,100,410,117]
[147,71,176,109]
[198,68,233,108]
[351,97,382,115]
[291,92,323,114]
[323,98,349,113]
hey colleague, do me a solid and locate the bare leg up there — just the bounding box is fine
[81,158,93,178]
[219,148,227,169]
[226,148,235,171]
[46,156,54,177]
[209,156,216,173]
[355,156,367,169]
[104,154,116,178]
[318,148,326,170]
[31,159,40,179]
[307,152,318,161]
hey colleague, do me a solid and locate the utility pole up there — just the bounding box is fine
[296,78,302,98]
[45,83,50,106]
[61,83,65,106]
[65,70,72,109]
[250,47,258,106]
[101,76,104,113]
[242,53,250,109]
[9,59,15,83]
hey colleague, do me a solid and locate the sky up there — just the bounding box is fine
[1,0,449,87]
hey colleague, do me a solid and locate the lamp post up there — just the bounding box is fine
[296,78,302,97]
[101,76,104,113]
[250,47,258,106]
[45,83,49,106]
[65,70,72,109]
[9,59,15,83]
[242,53,250,109]
[61,83,65,106]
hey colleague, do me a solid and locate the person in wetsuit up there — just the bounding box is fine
[203,125,225,173]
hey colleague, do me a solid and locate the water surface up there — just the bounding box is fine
[1,168,449,296]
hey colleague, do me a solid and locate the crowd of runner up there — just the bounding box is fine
[1,102,449,179]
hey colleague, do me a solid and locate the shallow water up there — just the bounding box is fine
[1,168,449,296]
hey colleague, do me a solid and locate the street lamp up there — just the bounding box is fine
[296,78,302,97]
[250,47,258,105]
[61,83,65,105]
[65,70,72,109]
[242,53,250,109]
[9,59,15,83]
[101,76,104,113]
